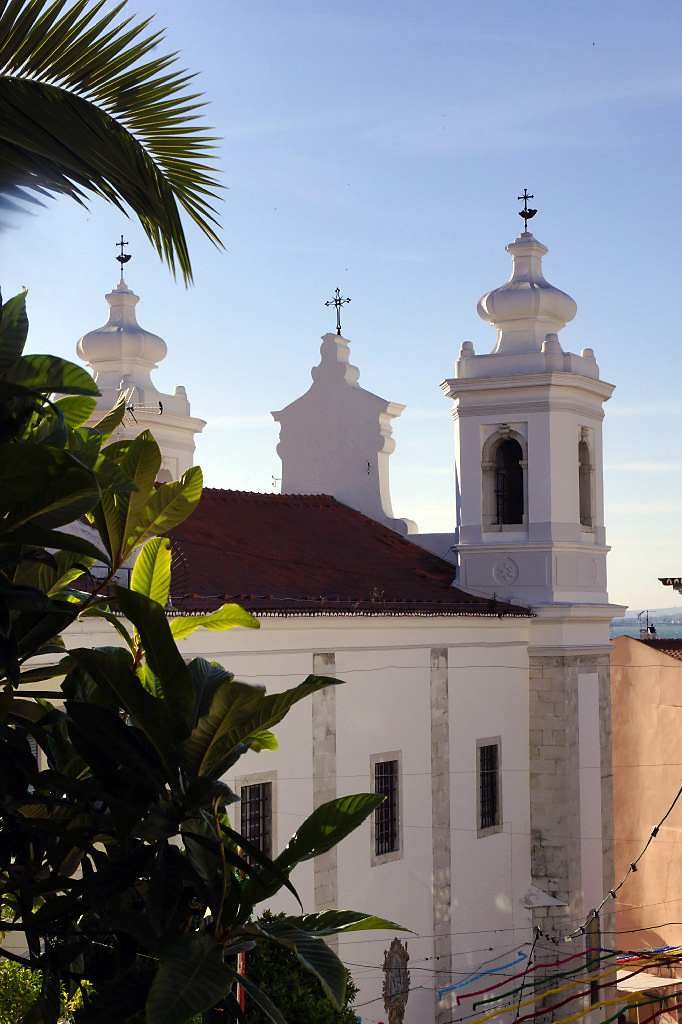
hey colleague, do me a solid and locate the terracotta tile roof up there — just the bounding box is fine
[166,489,531,618]
[638,638,682,661]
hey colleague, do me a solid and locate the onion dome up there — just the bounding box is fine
[477,233,577,354]
[76,273,167,391]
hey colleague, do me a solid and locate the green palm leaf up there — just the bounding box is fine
[0,0,222,283]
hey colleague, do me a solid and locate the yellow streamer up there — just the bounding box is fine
[468,956,680,1024]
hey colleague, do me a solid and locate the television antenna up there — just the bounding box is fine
[117,384,163,425]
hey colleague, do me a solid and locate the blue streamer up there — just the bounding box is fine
[437,950,527,1001]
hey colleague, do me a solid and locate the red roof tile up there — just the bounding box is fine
[166,489,531,618]
[638,638,682,661]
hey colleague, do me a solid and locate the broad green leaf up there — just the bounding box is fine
[138,661,164,699]
[180,817,254,909]
[0,442,100,532]
[180,776,239,815]
[91,451,139,493]
[240,794,382,909]
[4,524,109,564]
[179,675,335,780]
[4,695,56,724]
[240,920,347,1009]
[215,821,302,908]
[114,586,193,740]
[12,662,70,685]
[127,464,203,552]
[101,437,136,462]
[25,403,67,448]
[70,428,137,492]
[170,602,259,641]
[283,910,409,935]
[15,604,79,661]
[66,428,137,503]
[64,647,178,776]
[280,793,382,865]
[79,606,134,650]
[92,395,127,442]
[90,489,121,564]
[0,290,28,369]
[247,729,278,752]
[12,548,95,598]
[131,537,171,607]
[117,430,162,557]
[187,658,235,725]
[146,933,235,1024]
[0,583,51,613]
[236,973,287,1024]
[65,699,165,792]
[90,431,160,563]
[0,378,43,445]
[67,426,103,465]
[3,353,99,395]
[54,394,98,427]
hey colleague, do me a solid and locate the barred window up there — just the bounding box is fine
[374,759,399,856]
[495,439,524,525]
[478,740,501,834]
[578,438,593,528]
[240,782,272,868]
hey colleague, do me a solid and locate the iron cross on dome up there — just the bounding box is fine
[325,287,351,335]
[116,234,132,266]
[517,188,537,230]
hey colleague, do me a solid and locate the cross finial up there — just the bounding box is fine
[324,287,351,335]
[517,189,537,231]
[115,234,132,273]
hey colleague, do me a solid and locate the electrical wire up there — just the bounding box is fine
[563,783,682,941]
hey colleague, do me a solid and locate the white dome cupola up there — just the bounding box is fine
[477,232,578,354]
[75,241,205,481]
[77,269,167,393]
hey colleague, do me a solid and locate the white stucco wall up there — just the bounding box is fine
[60,612,538,1023]
[55,602,612,1024]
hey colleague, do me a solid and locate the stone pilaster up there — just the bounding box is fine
[430,647,452,1024]
[528,651,614,1017]
[312,652,338,951]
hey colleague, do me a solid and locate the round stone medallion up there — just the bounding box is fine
[493,558,519,584]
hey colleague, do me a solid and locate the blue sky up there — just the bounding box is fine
[7,0,682,611]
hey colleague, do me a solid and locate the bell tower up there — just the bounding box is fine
[441,223,614,606]
[441,207,622,960]
[77,241,205,482]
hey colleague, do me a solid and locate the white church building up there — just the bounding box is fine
[71,222,621,1024]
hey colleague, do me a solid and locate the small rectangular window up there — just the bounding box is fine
[375,759,399,856]
[240,781,272,868]
[477,739,502,836]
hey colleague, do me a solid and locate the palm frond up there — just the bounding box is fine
[0,0,223,284]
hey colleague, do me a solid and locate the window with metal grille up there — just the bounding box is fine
[374,759,399,856]
[578,438,593,528]
[478,742,500,832]
[240,782,272,869]
[494,439,524,525]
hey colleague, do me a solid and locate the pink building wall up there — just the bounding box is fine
[611,635,682,953]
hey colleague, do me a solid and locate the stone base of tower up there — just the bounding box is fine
[528,648,615,1021]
